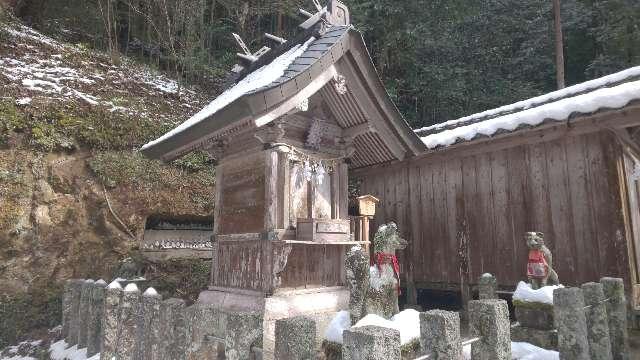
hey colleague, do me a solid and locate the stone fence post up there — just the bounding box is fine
[581,282,613,360]
[469,299,510,360]
[61,279,75,339]
[140,287,162,360]
[601,277,630,360]
[159,298,187,360]
[478,273,498,300]
[87,279,106,357]
[102,280,123,360]
[78,279,95,348]
[554,287,590,360]
[117,283,142,360]
[343,325,401,360]
[224,312,263,360]
[67,279,83,345]
[274,316,316,360]
[420,310,462,359]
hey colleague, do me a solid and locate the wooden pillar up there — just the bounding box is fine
[339,161,349,220]
[265,148,279,231]
[210,165,223,287]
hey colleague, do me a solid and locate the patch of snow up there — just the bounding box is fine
[143,287,159,296]
[511,342,559,360]
[3,24,65,49]
[1,356,37,360]
[324,310,420,345]
[15,97,32,105]
[324,310,351,343]
[123,283,139,292]
[354,310,420,345]
[22,79,62,93]
[95,279,107,285]
[462,341,559,360]
[48,340,95,360]
[142,36,317,151]
[106,280,122,290]
[416,66,640,135]
[421,79,640,149]
[481,273,493,278]
[512,281,563,305]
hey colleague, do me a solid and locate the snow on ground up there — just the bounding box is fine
[462,341,559,360]
[420,79,640,149]
[415,66,640,135]
[324,309,420,345]
[48,340,99,360]
[512,281,563,304]
[142,36,317,150]
[0,21,206,123]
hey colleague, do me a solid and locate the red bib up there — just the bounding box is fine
[527,249,548,279]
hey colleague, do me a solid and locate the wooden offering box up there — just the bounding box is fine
[296,218,351,243]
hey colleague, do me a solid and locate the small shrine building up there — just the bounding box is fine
[141,0,424,351]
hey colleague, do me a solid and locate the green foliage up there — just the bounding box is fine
[0,285,62,349]
[88,151,215,212]
[172,151,214,172]
[0,100,174,151]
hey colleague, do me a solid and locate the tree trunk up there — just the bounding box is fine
[553,0,565,89]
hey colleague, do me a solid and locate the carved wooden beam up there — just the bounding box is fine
[343,122,376,138]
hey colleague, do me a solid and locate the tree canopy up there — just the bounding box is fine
[9,0,640,128]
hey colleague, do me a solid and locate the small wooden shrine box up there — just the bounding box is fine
[356,194,380,216]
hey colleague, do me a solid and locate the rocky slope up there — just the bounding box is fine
[0,18,215,346]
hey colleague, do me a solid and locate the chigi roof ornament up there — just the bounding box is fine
[299,0,350,30]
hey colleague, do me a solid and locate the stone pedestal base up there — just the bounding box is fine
[198,286,349,359]
[511,324,558,350]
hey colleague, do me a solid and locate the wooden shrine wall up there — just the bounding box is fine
[355,130,635,290]
[218,153,266,235]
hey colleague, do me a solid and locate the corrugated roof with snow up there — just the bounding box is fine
[416,67,640,149]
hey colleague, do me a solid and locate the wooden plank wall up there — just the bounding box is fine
[357,131,634,289]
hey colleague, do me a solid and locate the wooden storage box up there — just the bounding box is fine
[296,218,351,243]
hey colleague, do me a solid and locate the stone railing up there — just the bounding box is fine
[60,276,631,360]
[482,274,630,360]
[61,279,264,360]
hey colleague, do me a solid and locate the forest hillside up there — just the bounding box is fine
[0,13,215,348]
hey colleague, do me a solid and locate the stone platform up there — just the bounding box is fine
[198,286,349,358]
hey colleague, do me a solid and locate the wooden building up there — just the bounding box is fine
[353,68,640,310]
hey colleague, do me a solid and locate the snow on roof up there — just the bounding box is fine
[141,36,317,151]
[415,66,640,135]
[420,78,640,149]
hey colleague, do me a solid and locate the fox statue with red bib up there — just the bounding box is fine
[525,232,559,290]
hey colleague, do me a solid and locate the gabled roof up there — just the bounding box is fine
[141,14,424,167]
[416,67,640,149]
